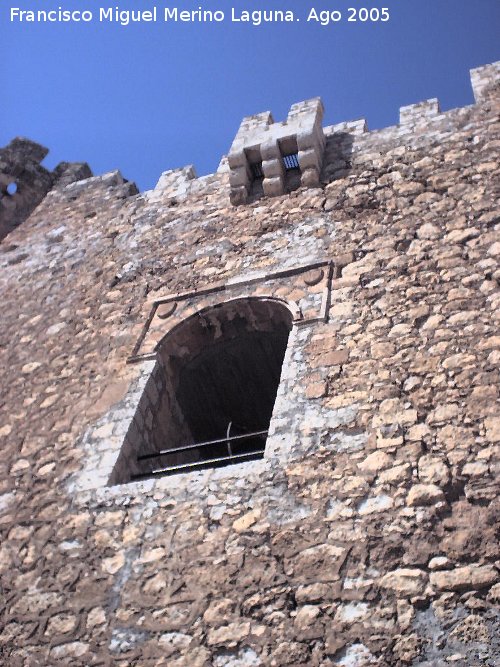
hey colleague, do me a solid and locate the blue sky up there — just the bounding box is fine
[1,0,499,190]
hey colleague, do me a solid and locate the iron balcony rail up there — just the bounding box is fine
[131,429,268,480]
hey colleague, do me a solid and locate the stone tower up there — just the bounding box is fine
[0,62,499,666]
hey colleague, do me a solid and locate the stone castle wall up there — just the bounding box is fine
[0,62,499,666]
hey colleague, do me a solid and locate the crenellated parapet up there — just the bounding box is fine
[3,60,499,223]
[221,60,499,206]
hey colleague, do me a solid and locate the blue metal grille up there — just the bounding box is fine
[282,153,300,170]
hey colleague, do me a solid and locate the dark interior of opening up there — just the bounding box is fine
[121,301,293,481]
[177,323,290,461]
[246,147,265,199]
[279,137,301,193]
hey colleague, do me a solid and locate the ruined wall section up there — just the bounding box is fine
[0,138,92,242]
[0,63,499,666]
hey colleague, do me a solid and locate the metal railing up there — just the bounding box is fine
[131,428,267,480]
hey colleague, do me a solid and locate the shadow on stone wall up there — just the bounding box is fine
[321,131,355,183]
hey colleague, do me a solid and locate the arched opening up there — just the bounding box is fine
[110,298,293,483]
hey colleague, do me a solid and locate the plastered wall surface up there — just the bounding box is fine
[0,62,499,666]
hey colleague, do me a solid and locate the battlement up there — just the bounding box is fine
[1,61,499,236]
[471,60,500,101]
[224,61,499,206]
[150,59,499,206]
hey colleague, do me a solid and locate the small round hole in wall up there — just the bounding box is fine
[6,182,18,195]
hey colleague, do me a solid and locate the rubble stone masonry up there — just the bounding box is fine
[0,62,499,666]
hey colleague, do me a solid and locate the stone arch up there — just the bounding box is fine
[110,297,293,484]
